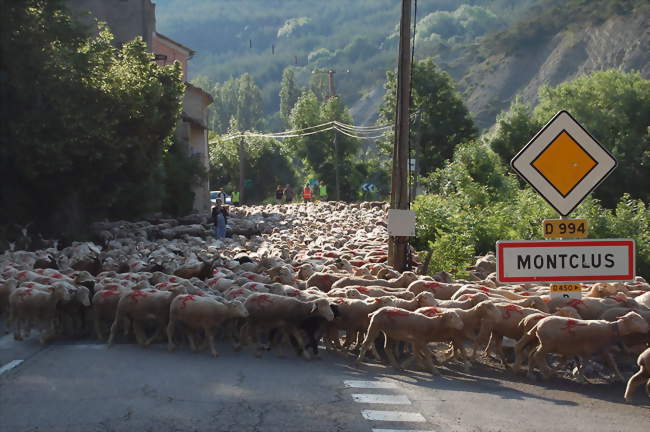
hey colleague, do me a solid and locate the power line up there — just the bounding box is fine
[213,113,418,142]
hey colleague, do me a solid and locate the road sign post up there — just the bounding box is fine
[497,110,629,297]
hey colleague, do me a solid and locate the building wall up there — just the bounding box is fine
[66,0,156,48]
[152,36,190,80]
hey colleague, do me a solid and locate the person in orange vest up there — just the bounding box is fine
[302,183,313,202]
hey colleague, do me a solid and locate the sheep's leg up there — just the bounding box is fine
[356,327,379,365]
[452,340,472,372]
[624,368,646,401]
[166,319,176,352]
[236,322,249,350]
[418,344,440,376]
[133,321,147,347]
[205,327,219,358]
[107,315,120,346]
[144,320,164,347]
[573,357,590,384]
[384,340,402,370]
[602,351,624,382]
[531,346,553,380]
[289,327,310,360]
[512,333,537,374]
[94,312,105,341]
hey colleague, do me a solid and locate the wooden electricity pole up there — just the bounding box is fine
[388,0,412,271]
[328,69,341,201]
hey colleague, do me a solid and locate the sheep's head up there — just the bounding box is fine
[415,291,437,306]
[310,298,335,321]
[619,311,649,336]
[443,310,464,331]
[50,284,71,302]
[476,300,499,320]
[227,300,249,318]
[74,286,91,307]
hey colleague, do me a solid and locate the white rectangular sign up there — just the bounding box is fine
[497,239,635,283]
[387,209,415,237]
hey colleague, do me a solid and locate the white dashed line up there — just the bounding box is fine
[344,380,398,389]
[361,410,426,422]
[372,429,435,432]
[0,360,24,376]
[352,393,411,404]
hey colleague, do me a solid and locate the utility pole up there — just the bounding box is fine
[328,69,341,201]
[238,138,246,204]
[388,0,412,271]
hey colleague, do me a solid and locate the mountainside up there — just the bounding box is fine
[153,0,649,130]
[461,4,650,128]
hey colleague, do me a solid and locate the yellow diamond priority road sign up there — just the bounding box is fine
[511,110,617,216]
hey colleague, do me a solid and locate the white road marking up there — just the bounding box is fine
[352,393,411,404]
[64,344,107,349]
[0,360,24,376]
[362,410,426,422]
[372,429,435,432]
[344,380,397,389]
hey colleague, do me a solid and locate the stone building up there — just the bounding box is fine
[66,0,212,212]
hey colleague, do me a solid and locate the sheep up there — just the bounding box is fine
[241,293,335,358]
[108,285,184,347]
[624,347,650,402]
[167,294,249,357]
[412,300,500,369]
[407,280,460,300]
[9,283,71,343]
[92,282,132,340]
[356,307,464,374]
[331,271,418,290]
[516,312,649,382]
[634,291,650,309]
[547,296,640,320]
[328,285,415,300]
[324,296,397,351]
[305,272,349,292]
[432,292,490,310]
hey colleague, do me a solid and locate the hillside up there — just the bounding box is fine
[153,0,535,124]
[153,0,649,129]
[460,0,650,128]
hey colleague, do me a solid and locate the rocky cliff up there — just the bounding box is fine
[461,8,650,129]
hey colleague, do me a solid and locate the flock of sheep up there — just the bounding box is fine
[1,201,649,403]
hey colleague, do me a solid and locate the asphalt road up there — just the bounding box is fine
[1,324,649,432]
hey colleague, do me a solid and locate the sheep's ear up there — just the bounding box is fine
[310,302,318,313]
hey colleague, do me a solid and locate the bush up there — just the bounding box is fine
[415,143,650,279]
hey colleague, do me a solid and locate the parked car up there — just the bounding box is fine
[210,190,231,205]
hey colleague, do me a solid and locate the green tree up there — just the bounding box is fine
[0,1,184,237]
[488,98,542,163]
[534,70,650,207]
[486,70,650,207]
[279,67,301,123]
[379,59,477,176]
[286,92,361,200]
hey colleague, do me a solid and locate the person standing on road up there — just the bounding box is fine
[318,180,328,201]
[302,183,312,203]
[284,184,294,203]
[275,185,284,204]
[231,190,240,206]
[211,199,228,238]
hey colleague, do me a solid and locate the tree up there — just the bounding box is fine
[486,70,650,207]
[488,98,542,163]
[279,68,300,124]
[0,1,184,237]
[534,70,650,207]
[379,58,477,176]
[286,92,361,200]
